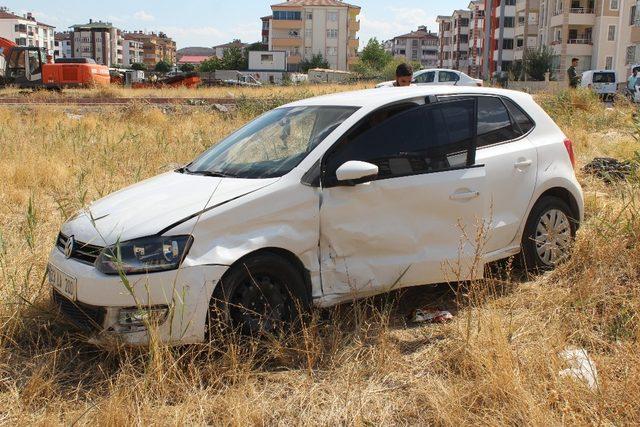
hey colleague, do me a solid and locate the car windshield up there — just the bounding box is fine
[593,73,615,83]
[186,106,358,179]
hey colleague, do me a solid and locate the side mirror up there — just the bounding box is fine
[336,161,379,184]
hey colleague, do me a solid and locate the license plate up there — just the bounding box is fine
[48,264,77,301]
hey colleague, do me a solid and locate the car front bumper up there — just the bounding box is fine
[48,247,228,345]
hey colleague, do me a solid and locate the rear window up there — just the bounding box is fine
[593,72,616,83]
[503,98,535,134]
[477,97,521,147]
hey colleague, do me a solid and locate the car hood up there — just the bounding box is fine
[61,172,279,246]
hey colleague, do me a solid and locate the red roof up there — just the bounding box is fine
[178,55,212,64]
[272,0,360,9]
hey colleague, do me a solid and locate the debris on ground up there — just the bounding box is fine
[409,308,454,324]
[212,103,230,113]
[583,157,636,183]
[65,113,83,120]
[559,348,599,390]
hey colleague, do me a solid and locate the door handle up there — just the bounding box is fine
[514,159,533,169]
[450,190,480,201]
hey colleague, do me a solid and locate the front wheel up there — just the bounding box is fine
[209,253,307,336]
[521,196,577,270]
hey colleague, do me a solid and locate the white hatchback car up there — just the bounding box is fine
[48,86,583,345]
[376,68,483,88]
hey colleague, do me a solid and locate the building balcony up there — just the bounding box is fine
[550,9,596,28]
[349,19,360,32]
[349,38,359,48]
[288,54,302,64]
[272,20,303,29]
[632,26,640,44]
[272,37,304,47]
[550,40,593,57]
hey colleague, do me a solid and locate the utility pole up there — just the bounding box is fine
[497,0,506,72]
[483,0,493,78]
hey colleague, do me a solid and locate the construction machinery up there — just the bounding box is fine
[0,37,110,90]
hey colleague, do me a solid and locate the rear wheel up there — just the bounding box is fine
[209,253,307,335]
[521,196,577,270]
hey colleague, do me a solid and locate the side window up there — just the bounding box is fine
[324,100,475,185]
[415,71,435,83]
[439,71,460,83]
[477,96,521,147]
[502,98,535,134]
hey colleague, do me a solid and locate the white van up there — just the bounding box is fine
[581,70,617,101]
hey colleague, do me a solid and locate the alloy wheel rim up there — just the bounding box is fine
[534,209,572,266]
[234,275,287,333]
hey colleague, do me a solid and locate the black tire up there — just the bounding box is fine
[209,252,308,336]
[521,196,578,271]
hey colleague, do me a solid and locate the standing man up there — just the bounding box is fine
[394,63,413,87]
[567,58,580,89]
[627,68,638,98]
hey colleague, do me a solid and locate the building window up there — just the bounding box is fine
[273,11,301,20]
[608,25,616,41]
[327,29,338,38]
[305,28,312,38]
[610,0,619,10]
[605,56,613,69]
[327,12,339,22]
[626,46,636,64]
[326,47,337,56]
[631,5,637,26]
[261,54,274,61]
[306,12,313,20]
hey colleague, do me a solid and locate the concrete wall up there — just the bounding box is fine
[248,50,287,71]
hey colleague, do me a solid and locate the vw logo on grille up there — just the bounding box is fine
[64,236,75,259]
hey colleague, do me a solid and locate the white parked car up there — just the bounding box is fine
[376,68,483,88]
[581,70,617,101]
[48,86,583,345]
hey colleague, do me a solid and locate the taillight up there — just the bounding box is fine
[564,138,576,169]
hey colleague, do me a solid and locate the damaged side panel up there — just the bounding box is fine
[318,167,487,306]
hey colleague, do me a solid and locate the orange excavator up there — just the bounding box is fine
[0,37,110,90]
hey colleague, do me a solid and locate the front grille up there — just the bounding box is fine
[53,290,105,332]
[56,233,103,265]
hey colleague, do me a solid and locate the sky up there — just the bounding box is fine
[6,0,470,49]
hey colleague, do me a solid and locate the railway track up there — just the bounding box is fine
[0,97,237,106]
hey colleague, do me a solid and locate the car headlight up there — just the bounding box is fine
[96,235,194,275]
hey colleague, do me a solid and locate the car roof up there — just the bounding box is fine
[284,86,530,108]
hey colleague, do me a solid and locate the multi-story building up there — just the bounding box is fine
[70,20,123,66]
[213,40,248,59]
[0,8,55,53]
[390,26,439,68]
[268,0,361,71]
[537,0,634,81]
[514,0,539,64]
[484,0,517,75]
[53,31,72,59]
[125,31,177,67]
[468,0,486,77]
[261,16,272,45]
[437,10,471,71]
[122,36,144,67]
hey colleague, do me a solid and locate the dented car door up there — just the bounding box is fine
[318,99,487,303]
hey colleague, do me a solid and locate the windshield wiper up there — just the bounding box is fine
[182,167,237,178]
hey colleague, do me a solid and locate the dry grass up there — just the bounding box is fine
[1,86,640,425]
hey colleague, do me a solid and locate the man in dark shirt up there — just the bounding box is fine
[567,58,580,89]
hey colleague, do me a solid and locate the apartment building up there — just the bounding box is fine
[514,0,540,63]
[70,20,123,66]
[0,8,55,53]
[53,31,72,59]
[125,31,177,67]
[122,37,144,67]
[390,26,439,68]
[261,16,272,45]
[437,10,471,71]
[268,0,361,71]
[537,0,635,81]
[483,0,517,74]
[213,40,248,59]
[468,0,486,77]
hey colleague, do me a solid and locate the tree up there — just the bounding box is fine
[245,42,268,53]
[131,62,147,71]
[299,53,329,73]
[154,60,172,73]
[523,46,554,81]
[221,46,248,70]
[359,38,392,71]
[199,56,223,73]
[180,63,196,73]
